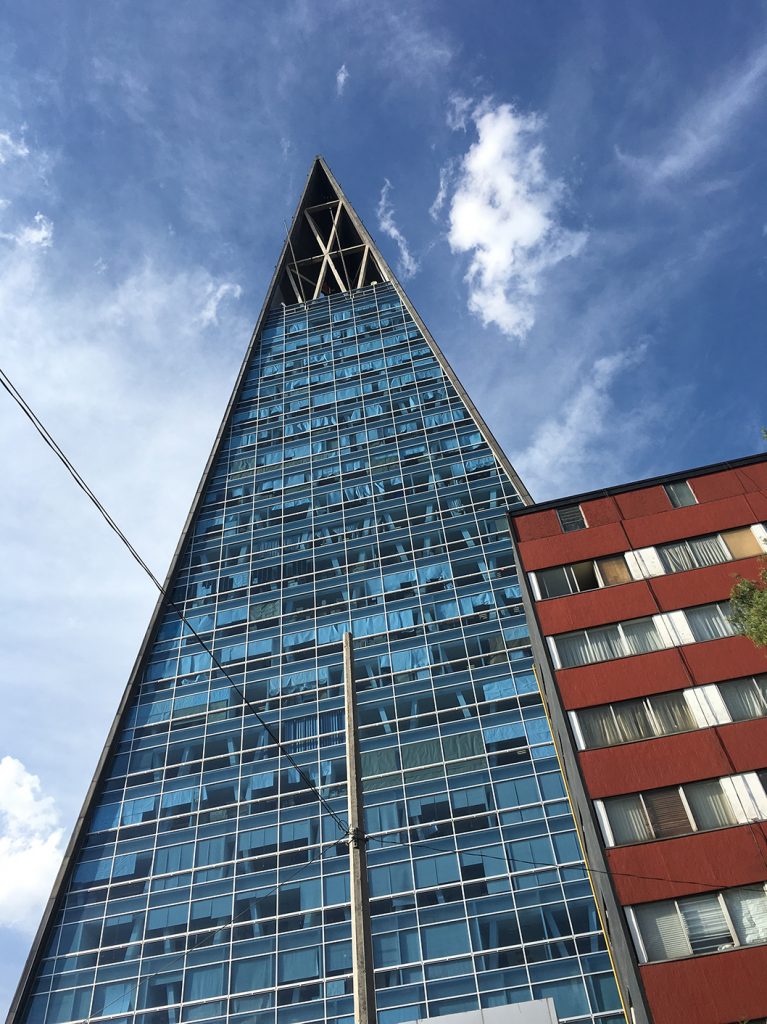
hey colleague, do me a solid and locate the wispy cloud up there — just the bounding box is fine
[0,756,64,932]
[446,93,472,131]
[372,7,452,87]
[0,166,250,895]
[198,281,243,326]
[429,160,455,221]
[0,211,54,249]
[377,178,419,279]
[0,131,29,165]
[91,55,154,125]
[618,38,767,187]
[335,63,349,96]
[443,98,586,340]
[511,343,652,499]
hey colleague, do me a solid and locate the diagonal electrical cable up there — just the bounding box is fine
[0,366,349,837]
[369,827,767,897]
[8,362,767,975]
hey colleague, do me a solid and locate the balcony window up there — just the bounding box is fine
[656,527,763,574]
[535,554,631,599]
[601,777,742,846]
[554,617,665,668]
[657,534,729,573]
[718,675,767,722]
[686,601,735,642]
[574,676,767,750]
[632,885,767,962]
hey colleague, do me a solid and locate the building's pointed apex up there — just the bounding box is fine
[269,157,388,309]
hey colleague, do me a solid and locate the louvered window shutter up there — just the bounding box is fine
[643,788,691,838]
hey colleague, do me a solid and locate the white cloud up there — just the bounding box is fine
[335,63,349,96]
[198,281,243,326]
[618,39,767,187]
[429,161,454,221]
[0,756,64,932]
[446,93,472,131]
[377,179,419,279]
[0,227,250,854]
[91,56,153,125]
[0,211,54,249]
[371,7,452,87]
[511,343,651,499]
[0,131,29,165]
[14,212,54,249]
[445,100,586,340]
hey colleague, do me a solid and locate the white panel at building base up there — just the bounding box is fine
[417,998,559,1024]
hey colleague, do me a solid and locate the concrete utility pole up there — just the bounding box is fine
[343,630,376,1024]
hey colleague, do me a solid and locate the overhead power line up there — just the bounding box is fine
[370,832,767,898]
[0,366,348,838]
[3,366,766,925]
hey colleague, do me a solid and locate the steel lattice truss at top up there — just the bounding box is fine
[271,162,387,307]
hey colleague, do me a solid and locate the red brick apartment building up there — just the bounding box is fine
[508,454,767,1024]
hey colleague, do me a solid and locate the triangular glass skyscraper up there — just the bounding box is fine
[10,159,624,1024]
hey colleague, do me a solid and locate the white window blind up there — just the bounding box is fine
[576,691,697,750]
[658,534,728,573]
[554,617,665,668]
[610,700,655,742]
[578,702,649,747]
[718,675,767,722]
[685,779,737,830]
[575,678,767,753]
[725,888,767,947]
[679,894,733,954]
[601,775,754,846]
[686,602,735,642]
[650,691,696,734]
[604,795,653,845]
[634,901,691,961]
[622,618,665,656]
[632,885,767,962]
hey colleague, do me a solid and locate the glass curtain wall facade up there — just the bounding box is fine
[12,162,623,1024]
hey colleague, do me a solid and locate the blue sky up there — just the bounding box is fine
[1,0,766,1007]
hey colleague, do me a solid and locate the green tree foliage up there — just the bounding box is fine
[730,560,767,649]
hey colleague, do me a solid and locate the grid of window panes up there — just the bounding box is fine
[21,284,623,1024]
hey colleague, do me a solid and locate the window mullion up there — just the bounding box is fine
[583,628,595,663]
[714,534,731,563]
[565,564,578,594]
[608,705,621,742]
[674,899,692,952]
[638,794,656,839]
[717,893,741,949]
[616,623,629,658]
[644,698,664,738]
[676,786,698,832]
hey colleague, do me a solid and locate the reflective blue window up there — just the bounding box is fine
[18,282,619,1024]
